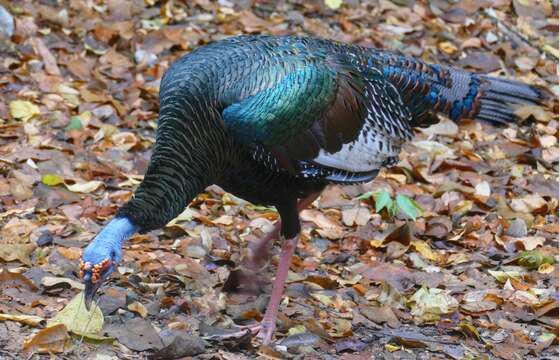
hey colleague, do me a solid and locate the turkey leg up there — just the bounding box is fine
[246,191,321,270]
[256,234,299,344]
[223,191,320,294]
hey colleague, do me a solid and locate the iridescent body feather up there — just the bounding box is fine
[81,35,548,335]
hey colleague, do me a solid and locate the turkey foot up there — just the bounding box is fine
[244,223,281,271]
[256,235,299,345]
[222,224,280,294]
[226,192,321,294]
[244,191,321,271]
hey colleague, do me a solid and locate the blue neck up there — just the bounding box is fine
[91,217,139,252]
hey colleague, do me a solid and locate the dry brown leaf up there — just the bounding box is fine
[510,194,547,213]
[0,313,45,326]
[0,244,36,265]
[341,207,371,226]
[22,324,69,355]
[128,301,148,318]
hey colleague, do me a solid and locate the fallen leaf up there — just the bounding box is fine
[65,180,103,193]
[538,263,554,274]
[0,244,36,265]
[342,206,371,226]
[105,317,164,351]
[9,100,40,122]
[0,313,45,326]
[22,324,69,355]
[48,292,104,335]
[56,247,82,261]
[408,287,458,323]
[41,276,84,290]
[515,236,545,251]
[287,325,307,336]
[128,301,148,318]
[41,174,64,186]
[324,0,342,10]
[411,241,440,262]
[474,181,491,198]
[516,250,554,269]
[360,305,400,328]
[510,194,547,213]
[300,209,344,239]
[488,270,524,283]
[0,270,37,290]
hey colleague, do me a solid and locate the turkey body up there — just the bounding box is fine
[101,35,547,343]
[117,35,545,239]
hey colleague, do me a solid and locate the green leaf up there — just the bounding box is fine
[355,191,374,200]
[517,250,555,270]
[65,116,83,131]
[41,174,64,186]
[388,200,399,217]
[396,194,423,220]
[374,190,393,214]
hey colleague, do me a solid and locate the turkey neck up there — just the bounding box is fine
[117,67,230,232]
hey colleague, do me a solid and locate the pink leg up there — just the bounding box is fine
[244,191,321,270]
[244,223,281,271]
[257,235,299,344]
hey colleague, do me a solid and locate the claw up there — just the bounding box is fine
[256,319,276,345]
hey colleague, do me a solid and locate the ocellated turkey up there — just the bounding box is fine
[80,35,548,344]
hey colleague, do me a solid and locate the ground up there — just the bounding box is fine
[1,0,559,359]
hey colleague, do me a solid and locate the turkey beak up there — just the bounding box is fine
[84,279,100,311]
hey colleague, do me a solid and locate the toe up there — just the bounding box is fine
[256,320,276,345]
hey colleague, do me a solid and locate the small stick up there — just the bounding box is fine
[484,9,559,62]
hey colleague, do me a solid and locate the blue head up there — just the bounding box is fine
[80,217,139,309]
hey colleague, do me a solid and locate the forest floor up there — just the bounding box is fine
[1,0,559,359]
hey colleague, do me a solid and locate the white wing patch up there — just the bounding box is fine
[313,122,401,172]
[313,83,412,173]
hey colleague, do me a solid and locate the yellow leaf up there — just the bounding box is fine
[459,322,480,341]
[370,239,384,248]
[538,263,554,274]
[385,344,400,352]
[439,41,458,54]
[411,241,440,262]
[9,100,40,122]
[48,292,103,336]
[0,313,45,326]
[324,0,342,10]
[488,270,523,283]
[41,174,64,186]
[543,44,559,59]
[287,325,307,336]
[408,287,458,323]
[311,293,333,306]
[65,180,103,193]
[128,301,148,318]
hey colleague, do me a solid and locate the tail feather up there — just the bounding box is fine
[468,75,548,125]
[367,50,550,127]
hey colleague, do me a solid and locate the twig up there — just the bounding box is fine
[0,349,17,359]
[484,8,559,63]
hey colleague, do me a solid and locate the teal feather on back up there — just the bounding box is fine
[223,65,338,146]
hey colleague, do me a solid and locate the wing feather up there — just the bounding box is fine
[222,50,412,178]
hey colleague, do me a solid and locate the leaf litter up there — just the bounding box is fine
[0,0,559,359]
